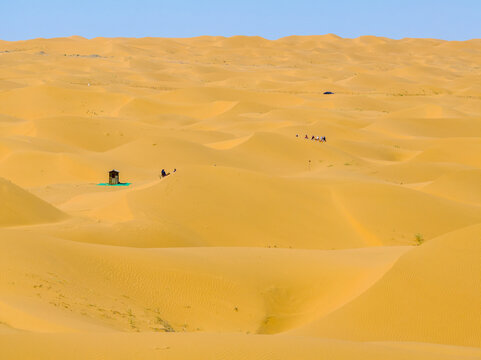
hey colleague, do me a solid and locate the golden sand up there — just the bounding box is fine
[0,35,480,359]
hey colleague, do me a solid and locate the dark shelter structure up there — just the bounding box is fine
[323,91,334,95]
[109,170,119,185]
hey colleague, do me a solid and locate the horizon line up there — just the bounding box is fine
[2,34,481,43]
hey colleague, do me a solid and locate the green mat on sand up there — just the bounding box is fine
[97,183,131,186]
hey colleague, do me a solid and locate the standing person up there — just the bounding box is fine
[305,135,308,139]
[161,169,167,177]
[322,136,326,142]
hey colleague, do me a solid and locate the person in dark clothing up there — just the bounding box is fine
[322,136,326,142]
[161,169,167,177]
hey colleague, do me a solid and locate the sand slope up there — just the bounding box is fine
[293,224,481,347]
[0,178,66,226]
[0,35,480,359]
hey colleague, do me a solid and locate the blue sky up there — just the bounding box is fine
[1,0,479,41]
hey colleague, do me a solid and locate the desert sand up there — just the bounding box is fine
[0,35,480,359]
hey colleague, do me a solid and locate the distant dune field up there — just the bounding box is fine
[0,35,480,359]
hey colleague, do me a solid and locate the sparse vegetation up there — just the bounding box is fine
[155,316,175,332]
[126,309,137,330]
[415,233,425,246]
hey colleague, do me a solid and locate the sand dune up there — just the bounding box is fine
[422,169,481,205]
[0,178,66,226]
[0,35,480,359]
[293,224,481,347]
[0,231,408,334]
[2,333,480,360]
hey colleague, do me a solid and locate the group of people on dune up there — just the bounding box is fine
[296,134,327,142]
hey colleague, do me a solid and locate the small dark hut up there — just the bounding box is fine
[109,169,119,185]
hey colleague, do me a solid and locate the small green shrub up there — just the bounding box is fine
[415,233,424,246]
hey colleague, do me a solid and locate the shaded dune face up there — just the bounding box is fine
[0,35,480,359]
